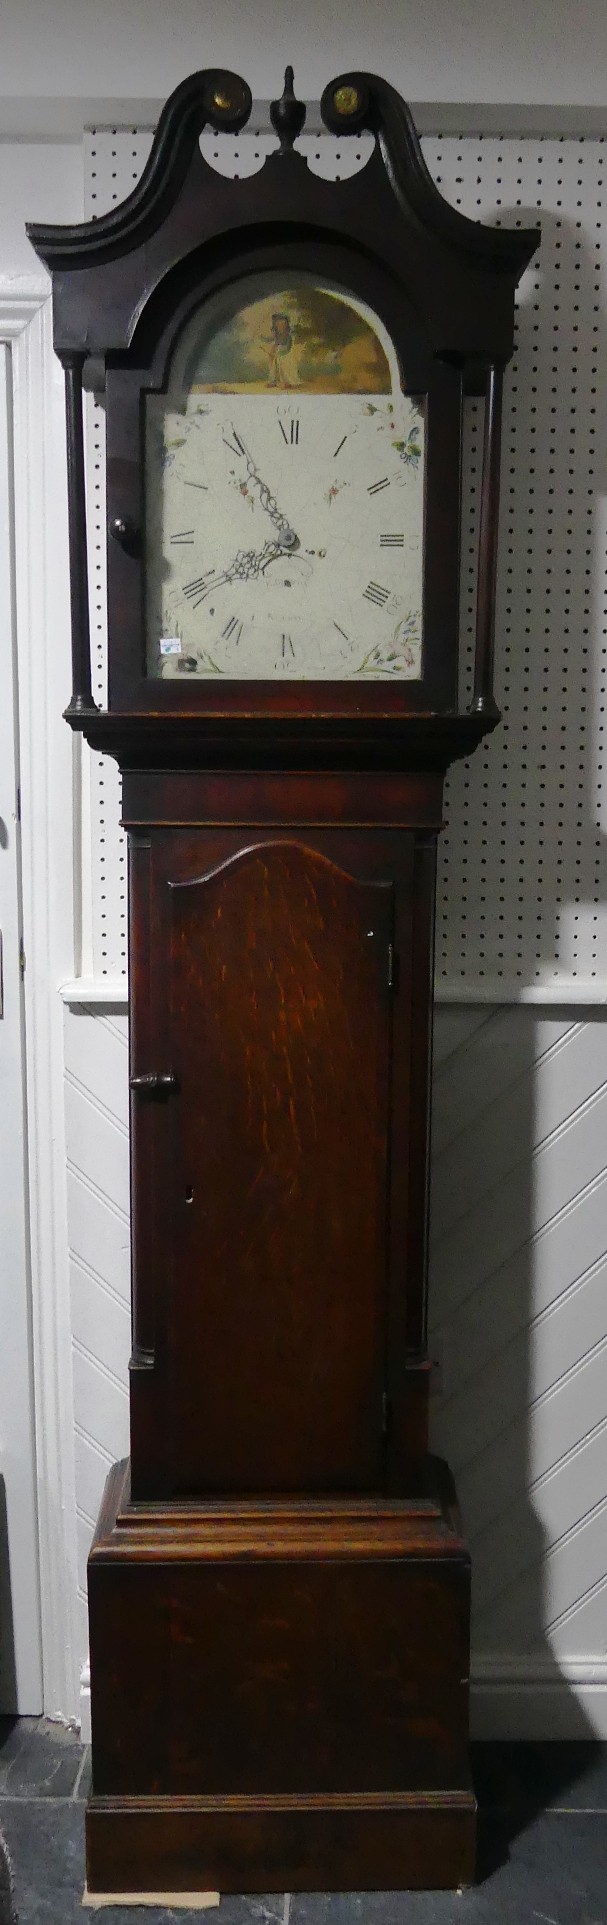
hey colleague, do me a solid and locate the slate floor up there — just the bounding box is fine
[0,1719,606,1924]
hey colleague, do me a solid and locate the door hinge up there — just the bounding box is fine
[381,1390,392,1439]
[19,938,25,979]
[387,941,398,991]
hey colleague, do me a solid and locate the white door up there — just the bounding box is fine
[0,340,43,1712]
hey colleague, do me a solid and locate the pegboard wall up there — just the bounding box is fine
[83,122,607,994]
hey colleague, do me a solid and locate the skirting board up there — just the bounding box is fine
[470,1659,607,1740]
[80,1657,607,1746]
[60,977,607,1007]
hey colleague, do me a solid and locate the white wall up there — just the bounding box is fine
[1,0,607,118]
[0,138,82,1720]
[0,144,81,274]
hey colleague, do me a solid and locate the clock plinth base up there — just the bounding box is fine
[86,1791,476,1896]
[86,1458,476,1894]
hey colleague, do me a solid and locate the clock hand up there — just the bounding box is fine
[224,539,283,581]
[230,428,298,550]
[183,541,283,608]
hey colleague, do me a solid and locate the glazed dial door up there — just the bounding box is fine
[145,276,425,682]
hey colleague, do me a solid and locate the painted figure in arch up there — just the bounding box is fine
[266,312,294,387]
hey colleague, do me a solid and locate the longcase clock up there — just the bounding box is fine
[28,68,538,1897]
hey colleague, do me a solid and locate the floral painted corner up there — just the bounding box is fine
[353,608,422,677]
[362,400,423,473]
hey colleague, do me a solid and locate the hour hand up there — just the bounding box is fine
[230,539,285,579]
[181,542,282,609]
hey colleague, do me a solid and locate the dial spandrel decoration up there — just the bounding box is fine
[145,275,425,681]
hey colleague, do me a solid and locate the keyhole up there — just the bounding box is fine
[185,1184,194,1205]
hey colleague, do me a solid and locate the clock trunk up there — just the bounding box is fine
[89,764,476,1894]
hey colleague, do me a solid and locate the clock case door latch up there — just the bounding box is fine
[130,1071,178,1095]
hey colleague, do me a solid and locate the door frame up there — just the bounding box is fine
[3,281,80,1721]
[0,331,43,1711]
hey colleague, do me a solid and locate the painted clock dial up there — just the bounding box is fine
[145,274,425,681]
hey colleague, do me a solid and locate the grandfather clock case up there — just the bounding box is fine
[29,69,537,1895]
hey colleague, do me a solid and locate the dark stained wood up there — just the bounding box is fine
[86,1453,475,1890]
[27,67,537,365]
[27,61,537,1896]
[86,1794,476,1895]
[63,353,96,718]
[120,767,446,830]
[406,834,438,1353]
[66,709,500,773]
[126,821,432,1500]
[472,362,504,719]
[320,67,525,279]
[94,1455,469,1559]
[167,840,394,1493]
[123,781,448,1507]
[270,66,307,152]
[127,833,167,1489]
[89,1559,470,1796]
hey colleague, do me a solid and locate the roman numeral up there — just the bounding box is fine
[363,581,390,607]
[278,416,299,446]
[222,617,243,644]
[380,533,405,547]
[183,571,214,605]
[281,633,295,659]
[170,530,195,545]
[223,431,246,457]
[368,476,390,495]
[333,621,349,639]
[333,434,348,458]
[183,479,208,490]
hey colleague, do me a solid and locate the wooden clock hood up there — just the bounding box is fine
[29,65,537,363]
[27,66,538,774]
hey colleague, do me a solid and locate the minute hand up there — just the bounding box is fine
[232,429,298,549]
